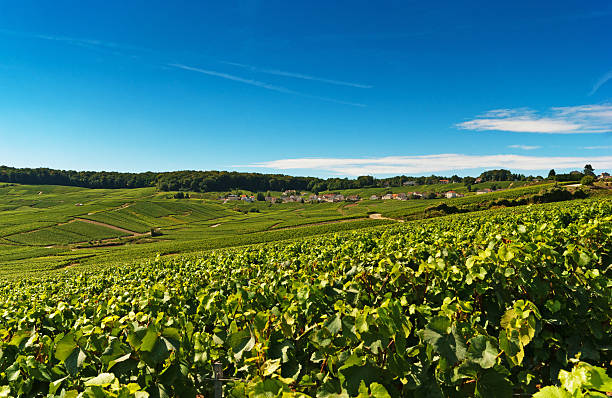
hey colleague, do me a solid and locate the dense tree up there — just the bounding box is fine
[548,169,556,179]
[580,175,595,186]
[478,169,514,181]
[555,172,584,182]
[463,177,476,186]
[0,165,550,193]
[584,164,595,177]
[0,166,157,189]
[356,175,374,187]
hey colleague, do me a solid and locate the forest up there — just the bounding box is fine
[0,165,588,193]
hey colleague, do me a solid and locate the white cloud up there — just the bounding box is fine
[168,63,366,107]
[223,61,373,88]
[170,63,295,93]
[508,145,541,150]
[241,154,612,176]
[457,104,612,134]
[0,28,151,55]
[589,70,612,96]
[583,145,612,150]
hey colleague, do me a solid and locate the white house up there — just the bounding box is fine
[445,191,460,198]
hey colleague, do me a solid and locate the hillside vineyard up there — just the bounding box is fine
[0,199,610,397]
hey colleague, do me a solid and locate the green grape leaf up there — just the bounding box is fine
[475,369,512,398]
[369,383,391,398]
[54,332,77,361]
[227,329,255,360]
[532,386,571,398]
[84,373,116,387]
[65,347,86,376]
[467,336,499,369]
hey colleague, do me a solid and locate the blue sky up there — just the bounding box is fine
[0,0,610,177]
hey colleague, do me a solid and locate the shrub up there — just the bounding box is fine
[580,175,595,186]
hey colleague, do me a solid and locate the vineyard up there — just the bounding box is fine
[0,199,611,397]
[3,182,566,275]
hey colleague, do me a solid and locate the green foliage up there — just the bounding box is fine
[580,175,595,186]
[478,169,514,181]
[533,361,612,397]
[0,200,610,396]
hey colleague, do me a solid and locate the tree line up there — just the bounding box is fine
[0,165,598,193]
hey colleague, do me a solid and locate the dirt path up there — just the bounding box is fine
[73,218,145,236]
[209,223,221,228]
[369,213,405,223]
[113,203,132,211]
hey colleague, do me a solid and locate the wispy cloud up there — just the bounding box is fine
[240,154,612,176]
[508,145,541,150]
[222,61,372,88]
[457,104,612,134]
[0,28,151,56]
[168,63,366,107]
[583,145,612,150]
[589,70,612,96]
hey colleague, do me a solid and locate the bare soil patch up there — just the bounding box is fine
[369,213,404,223]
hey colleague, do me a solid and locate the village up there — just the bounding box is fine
[220,188,496,204]
[219,172,612,204]
[221,172,611,204]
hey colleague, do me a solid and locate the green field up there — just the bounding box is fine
[0,182,603,278]
[0,184,397,276]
